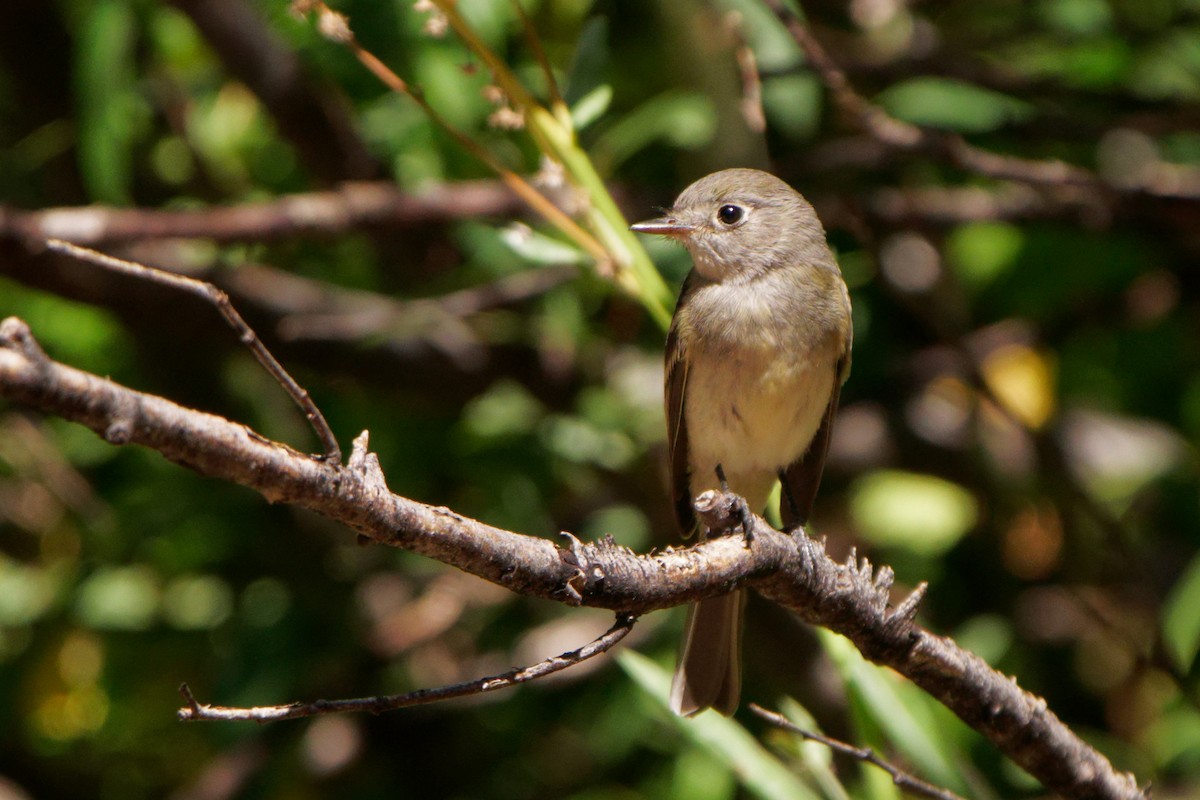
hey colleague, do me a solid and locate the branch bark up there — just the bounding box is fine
[0,316,1145,800]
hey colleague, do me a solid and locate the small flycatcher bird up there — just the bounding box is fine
[631,168,852,716]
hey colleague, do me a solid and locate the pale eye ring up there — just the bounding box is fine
[717,204,745,226]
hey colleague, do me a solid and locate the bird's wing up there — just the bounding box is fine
[780,350,850,531]
[666,273,699,537]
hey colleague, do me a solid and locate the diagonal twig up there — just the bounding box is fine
[42,239,342,462]
[750,704,968,800]
[178,614,636,721]
[508,0,564,112]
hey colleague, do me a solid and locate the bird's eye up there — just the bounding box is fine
[717,204,745,226]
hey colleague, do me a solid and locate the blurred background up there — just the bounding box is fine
[1,0,1199,797]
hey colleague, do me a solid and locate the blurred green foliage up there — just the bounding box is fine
[2,0,1200,797]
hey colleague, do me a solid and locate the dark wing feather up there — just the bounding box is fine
[780,351,849,531]
[666,273,699,536]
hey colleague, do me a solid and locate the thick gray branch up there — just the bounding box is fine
[0,317,1144,800]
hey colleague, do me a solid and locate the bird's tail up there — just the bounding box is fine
[669,590,744,716]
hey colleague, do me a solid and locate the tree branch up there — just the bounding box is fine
[0,317,1145,800]
[0,180,525,246]
[178,613,636,721]
[42,238,341,462]
[748,704,967,800]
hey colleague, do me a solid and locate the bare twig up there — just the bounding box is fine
[179,613,635,721]
[2,181,525,246]
[41,240,341,463]
[762,0,922,150]
[0,318,1146,800]
[749,704,967,800]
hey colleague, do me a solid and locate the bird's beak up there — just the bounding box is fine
[630,216,694,236]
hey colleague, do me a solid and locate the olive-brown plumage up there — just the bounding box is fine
[632,168,852,716]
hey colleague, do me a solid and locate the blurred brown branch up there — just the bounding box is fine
[0,316,1145,800]
[0,180,525,246]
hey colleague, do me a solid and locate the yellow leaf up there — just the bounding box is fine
[981,344,1056,430]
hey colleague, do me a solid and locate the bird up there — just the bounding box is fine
[631,167,852,716]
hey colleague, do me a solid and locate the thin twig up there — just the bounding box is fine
[179,613,636,721]
[749,704,967,800]
[42,239,342,462]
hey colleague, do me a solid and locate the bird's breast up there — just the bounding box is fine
[674,271,848,504]
[683,331,839,505]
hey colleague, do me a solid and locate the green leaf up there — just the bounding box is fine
[0,557,59,627]
[162,574,234,630]
[876,78,1032,133]
[1129,29,1200,101]
[75,566,160,631]
[570,84,613,132]
[618,651,821,800]
[849,470,978,556]
[762,73,823,141]
[1037,0,1113,36]
[75,0,142,203]
[945,222,1025,292]
[1164,551,1200,672]
[500,223,590,265]
[460,380,545,441]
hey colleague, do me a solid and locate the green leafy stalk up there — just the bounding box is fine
[430,0,673,329]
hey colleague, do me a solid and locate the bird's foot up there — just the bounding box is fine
[714,464,754,545]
